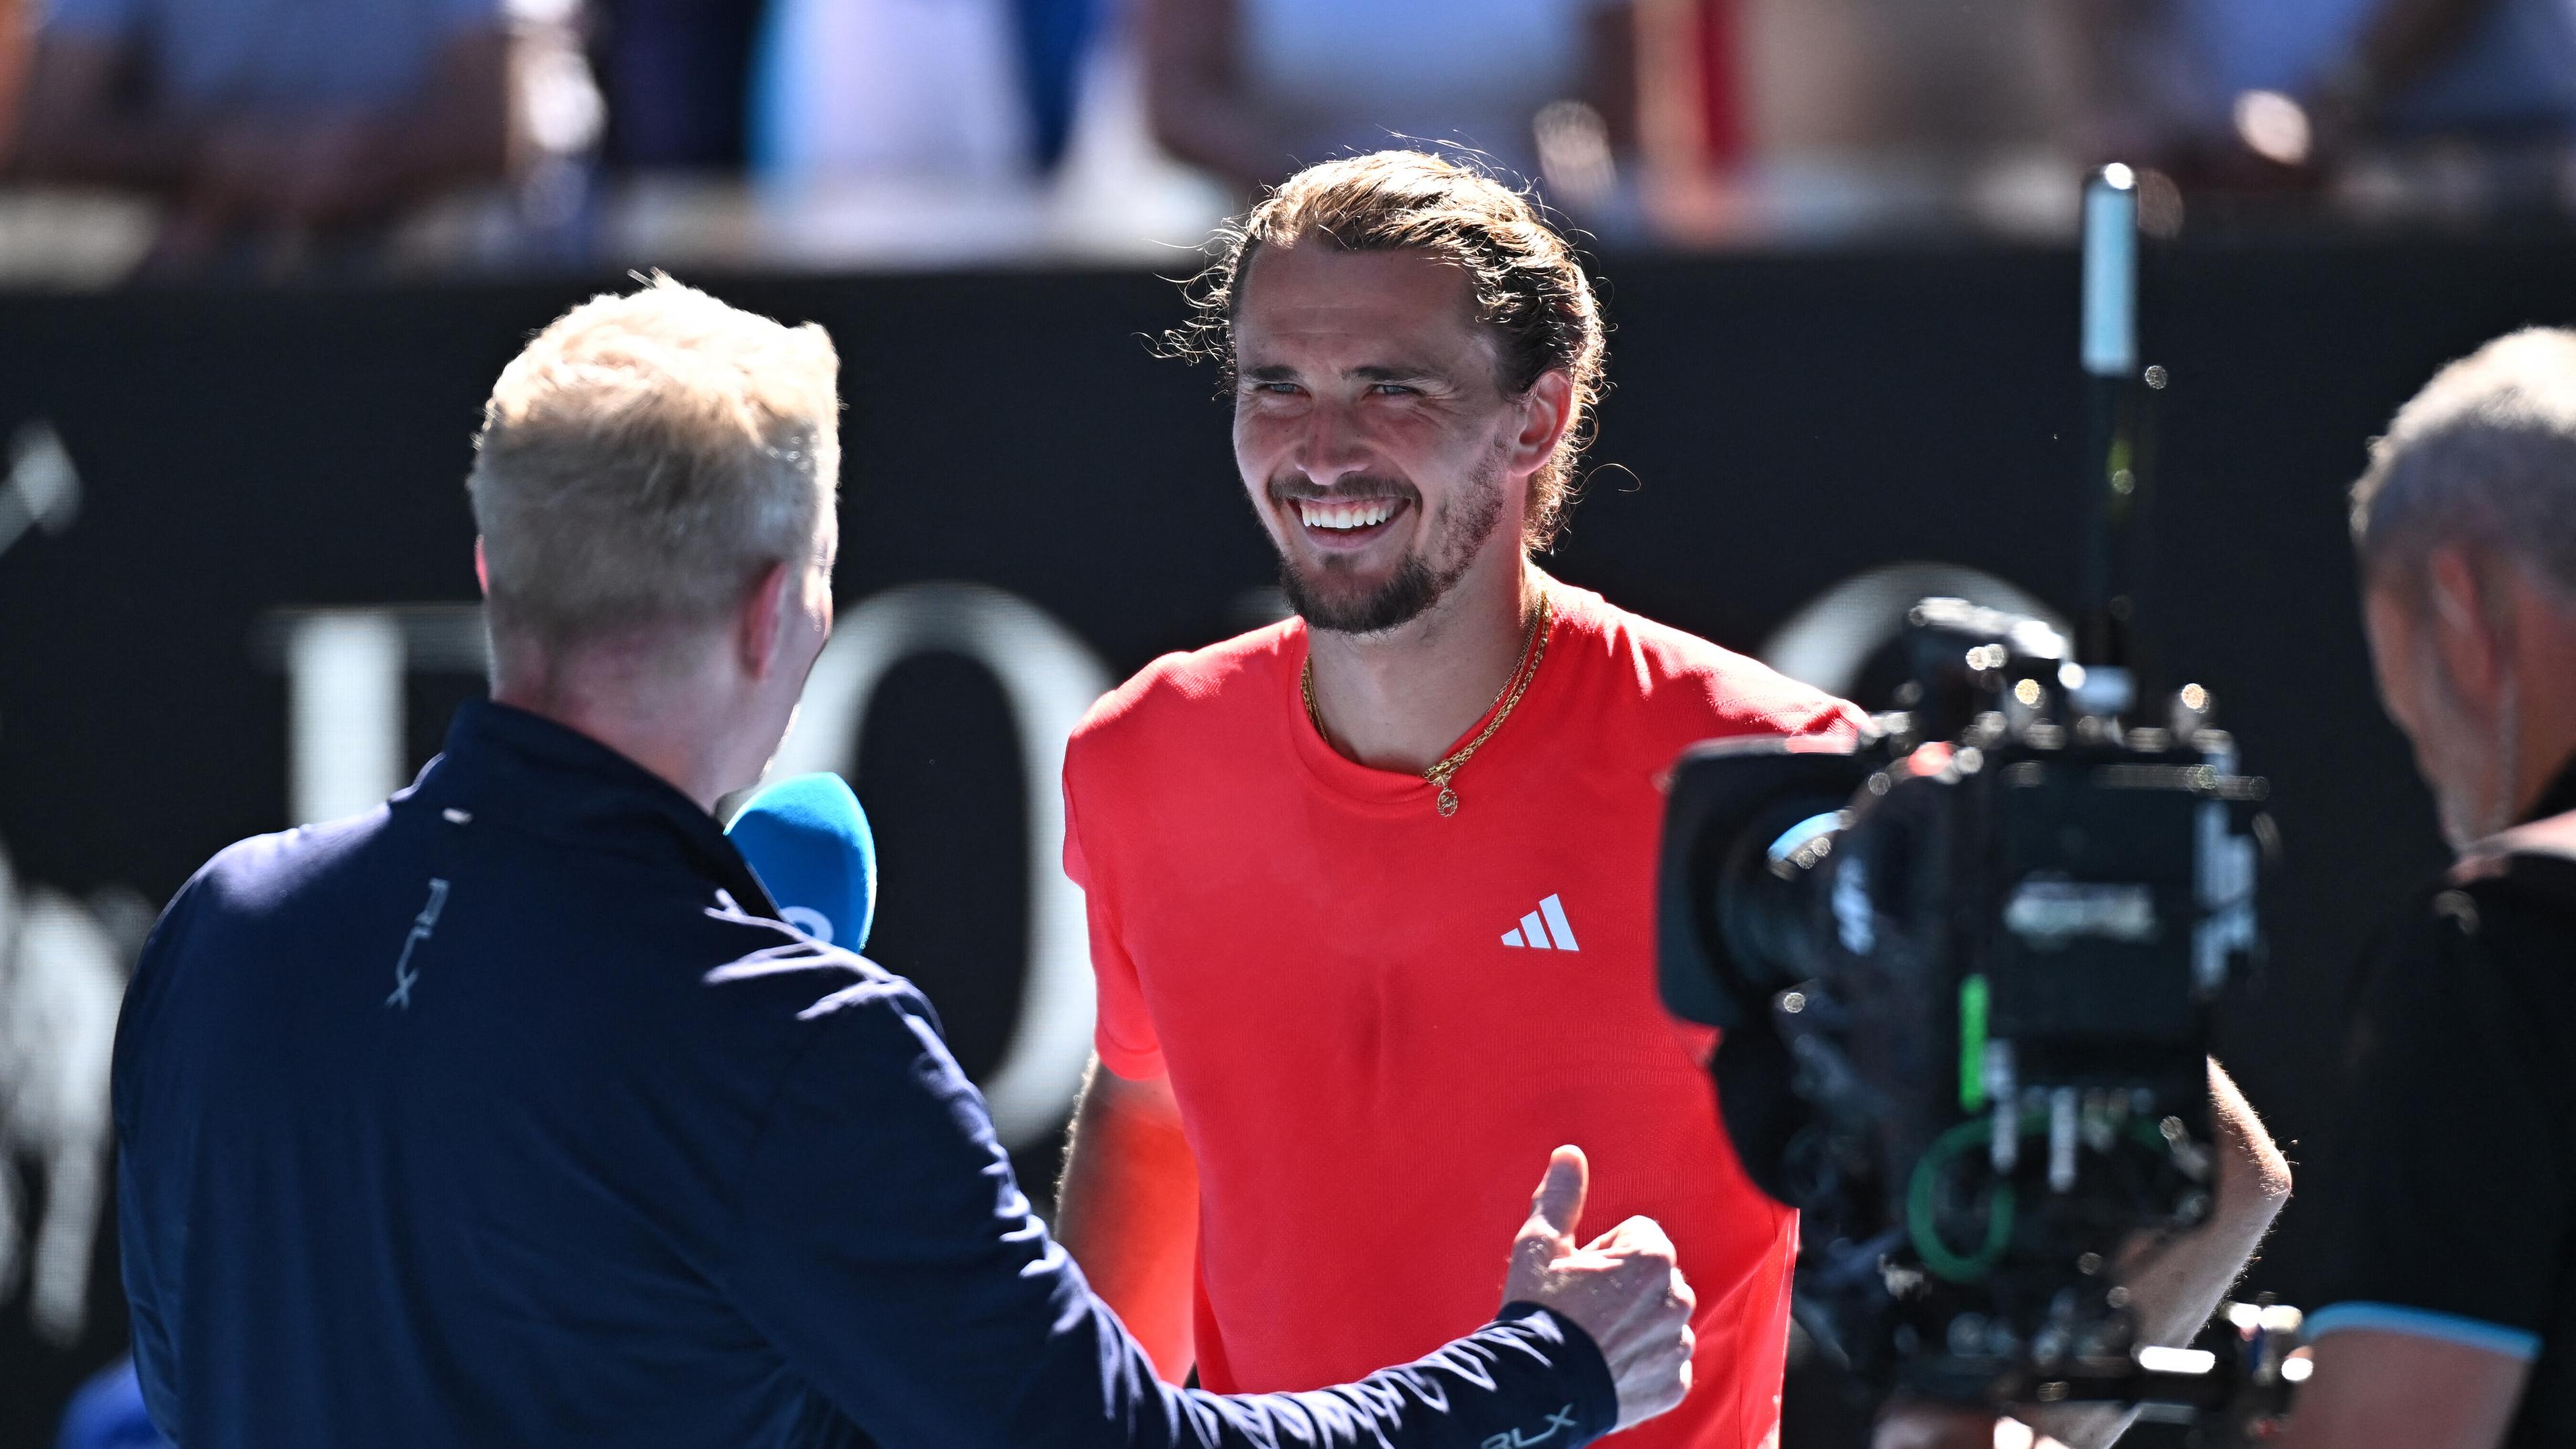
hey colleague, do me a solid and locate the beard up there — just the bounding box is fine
[1280,551,1446,635]
[1273,452,1506,637]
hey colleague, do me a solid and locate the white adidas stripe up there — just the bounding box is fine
[1500,894,1579,951]
[1538,894,1578,951]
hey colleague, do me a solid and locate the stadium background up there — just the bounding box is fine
[3,235,2569,1442]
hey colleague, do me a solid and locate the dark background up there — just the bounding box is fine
[4,240,2568,1444]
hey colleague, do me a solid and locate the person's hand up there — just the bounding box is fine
[1499,1145,1697,1430]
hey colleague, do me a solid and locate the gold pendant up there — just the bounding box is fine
[1436,785,1458,817]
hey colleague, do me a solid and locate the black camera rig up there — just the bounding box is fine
[1654,170,2304,1435]
[1656,602,2282,1412]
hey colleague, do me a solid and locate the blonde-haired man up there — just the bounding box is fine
[112,276,1694,1449]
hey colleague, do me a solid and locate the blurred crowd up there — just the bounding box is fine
[0,0,2571,280]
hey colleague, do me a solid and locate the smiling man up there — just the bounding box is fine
[1052,152,1863,1448]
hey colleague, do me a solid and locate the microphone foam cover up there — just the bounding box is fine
[725,771,877,950]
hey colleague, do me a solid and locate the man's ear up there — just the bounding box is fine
[736,560,795,682]
[1511,370,1576,475]
[474,537,490,596]
[2426,545,2508,710]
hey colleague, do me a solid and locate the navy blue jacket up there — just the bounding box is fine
[113,700,1617,1448]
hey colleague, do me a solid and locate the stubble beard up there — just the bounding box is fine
[2418,638,2522,850]
[1276,451,1507,637]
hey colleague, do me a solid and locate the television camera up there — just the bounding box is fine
[1655,170,2305,1437]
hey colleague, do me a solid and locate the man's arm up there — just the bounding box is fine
[716,974,1680,1447]
[110,876,205,1444]
[1057,1057,1201,1381]
[116,1136,183,1440]
[2118,1061,2294,1347]
[2029,1061,2292,1449]
[2278,1330,2528,1449]
[1139,0,1285,195]
[1880,1061,2292,1449]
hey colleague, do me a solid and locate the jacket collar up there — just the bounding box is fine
[406,698,776,916]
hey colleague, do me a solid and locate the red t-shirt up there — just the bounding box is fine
[1062,584,1862,1448]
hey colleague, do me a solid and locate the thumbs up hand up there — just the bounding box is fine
[1499,1146,1698,1431]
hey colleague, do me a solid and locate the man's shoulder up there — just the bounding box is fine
[175,808,396,927]
[696,934,940,1047]
[2458,810,2576,881]
[1069,621,1298,762]
[2350,855,2576,1044]
[153,802,914,1018]
[1557,587,1864,742]
[2423,835,2576,971]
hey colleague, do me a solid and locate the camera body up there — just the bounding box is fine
[1658,600,2272,1407]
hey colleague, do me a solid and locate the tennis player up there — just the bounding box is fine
[1055,152,2290,1449]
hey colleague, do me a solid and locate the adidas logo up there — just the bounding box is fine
[1501,894,1580,952]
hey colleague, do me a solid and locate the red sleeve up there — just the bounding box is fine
[1061,769,1167,1080]
[1792,695,1869,745]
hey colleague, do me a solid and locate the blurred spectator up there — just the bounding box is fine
[1737,0,2077,172]
[2072,0,2576,188]
[590,0,763,170]
[0,0,29,163]
[1138,0,1636,201]
[1634,0,1746,176]
[1632,0,2085,244]
[750,0,1098,182]
[16,0,510,272]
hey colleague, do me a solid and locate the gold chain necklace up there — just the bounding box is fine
[1301,592,1554,818]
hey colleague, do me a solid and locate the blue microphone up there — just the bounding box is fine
[725,772,877,950]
